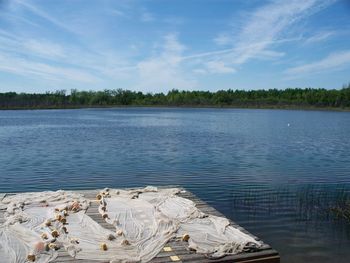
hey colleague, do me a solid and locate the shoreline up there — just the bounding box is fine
[0,104,350,112]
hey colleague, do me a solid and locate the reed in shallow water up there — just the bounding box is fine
[330,201,350,222]
[230,184,350,222]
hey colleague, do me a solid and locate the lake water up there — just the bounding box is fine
[0,108,350,262]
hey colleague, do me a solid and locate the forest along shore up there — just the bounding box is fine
[1,86,350,110]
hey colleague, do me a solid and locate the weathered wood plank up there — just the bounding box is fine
[179,249,280,263]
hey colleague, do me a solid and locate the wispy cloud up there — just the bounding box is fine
[227,0,335,64]
[110,8,127,18]
[135,34,196,92]
[189,0,336,77]
[0,31,69,62]
[213,33,231,46]
[304,31,336,44]
[140,11,154,22]
[205,61,236,74]
[285,50,350,76]
[0,0,344,92]
[0,53,99,83]
[1,12,40,28]
[0,30,132,84]
[212,0,336,67]
[163,16,185,25]
[182,48,235,61]
[254,50,286,60]
[14,0,74,33]
[23,39,66,59]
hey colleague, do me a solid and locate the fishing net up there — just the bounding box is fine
[0,187,261,263]
[0,190,88,263]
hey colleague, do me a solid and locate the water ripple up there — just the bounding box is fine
[0,108,350,262]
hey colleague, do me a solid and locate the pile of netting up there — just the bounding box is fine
[0,187,262,262]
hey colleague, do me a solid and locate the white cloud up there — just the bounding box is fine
[0,34,70,63]
[23,39,66,59]
[229,0,334,64]
[285,50,350,76]
[212,0,335,66]
[111,8,126,17]
[213,33,231,46]
[182,48,235,61]
[205,61,236,74]
[0,53,99,83]
[1,12,40,28]
[163,16,185,25]
[193,68,207,74]
[140,12,154,22]
[163,34,186,62]
[0,30,135,84]
[14,0,74,33]
[194,0,335,76]
[0,29,17,39]
[304,31,335,44]
[135,34,196,92]
[184,0,335,79]
[254,50,286,60]
[0,0,340,91]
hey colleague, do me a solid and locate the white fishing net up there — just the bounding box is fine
[0,190,88,263]
[0,187,262,263]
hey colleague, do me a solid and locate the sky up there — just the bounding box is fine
[0,0,349,93]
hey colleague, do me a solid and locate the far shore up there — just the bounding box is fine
[2,87,349,112]
[1,104,350,112]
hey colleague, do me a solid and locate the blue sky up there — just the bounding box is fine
[0,0,349,93]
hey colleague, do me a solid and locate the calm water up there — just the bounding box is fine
[1,108,350,262]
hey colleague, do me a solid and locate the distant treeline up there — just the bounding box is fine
[1,85,350,110]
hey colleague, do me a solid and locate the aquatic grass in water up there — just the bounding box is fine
[329,189,350,222]
[331,203,350,221]
[231,184,350,222]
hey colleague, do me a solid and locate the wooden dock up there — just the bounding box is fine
[0,188,280,263]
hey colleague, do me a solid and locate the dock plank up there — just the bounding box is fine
[0,187,279,263]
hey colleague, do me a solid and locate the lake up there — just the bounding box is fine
[0,107,349,262]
